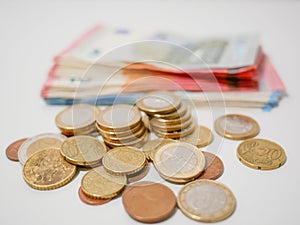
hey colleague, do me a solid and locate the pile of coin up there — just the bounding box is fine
[55,104,100,136]
[96,104,149,148]
[5,93,289,224]
[136,91,195,139]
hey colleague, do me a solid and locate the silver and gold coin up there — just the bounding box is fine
[237,138,286,170]
[23,148,77,190]
[136,91,181,115]
[81,166,126,199]
[55,104,99,135]
[153,142,205,183]
[177,180,236,222]
[142,138,177,161]
[214,114,260,140]
[96,104,141,132]
[180,125,214,148]
[60,135,107,166]
[102,146,146,175]
[18,133,66,164]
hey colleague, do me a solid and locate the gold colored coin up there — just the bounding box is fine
[237,138,286,170]
[177,180,236,222]
[142,138,177,161]
[214,114,260,140]
[180,125,214,148]
[96,104,141,131]
[81,166,126,199]
[153,123,195,139]
[153,142,205,183]
[136,91,181,115]
[61,135,107,166]
[151,102,188,120]
[55,104,99,134]
[23,148,77,190]
[102,146,146,175]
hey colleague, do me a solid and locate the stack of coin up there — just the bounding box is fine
[136,91,195,139]
[96,104,149,148]
[55,104,100,136]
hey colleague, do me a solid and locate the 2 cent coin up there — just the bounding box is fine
[122,181,176,223]
[5,138,27,161]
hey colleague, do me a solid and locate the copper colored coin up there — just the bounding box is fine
[127,161,150,183]
[5,138,27,161]
[122,181,176,223]
[197,151,224,180]
[78,187,111,206]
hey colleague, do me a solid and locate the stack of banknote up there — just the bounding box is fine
[41,24,285,109]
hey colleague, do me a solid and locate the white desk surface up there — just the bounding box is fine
[0,1,299,224]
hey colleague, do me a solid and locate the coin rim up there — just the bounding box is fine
[177,179,236,222]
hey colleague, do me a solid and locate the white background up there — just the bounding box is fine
[0,0,299,224]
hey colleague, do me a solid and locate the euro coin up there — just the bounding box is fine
[96,104,141,131]
[18,133,66,164]
[196,151,224,180]
[153,142,205,183]
[60,135,107,166]
[55,104,99,135]
[141,138,177,161]
[177,180,236,222]
[237,138,286,170]
[150,109,191,126]
[127,161,150,183]
[150,116,193,132]
[180,125,213,148]
[153,123,195,139]
[78,187,112,206]
[214,114,260,140]
[102,146,146,175]
[151,102,188,120]
[122,181,176,223]
[81,166,126,199]
[5,138,27,161]
[23,148,77,190]
[136,91,181,115]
